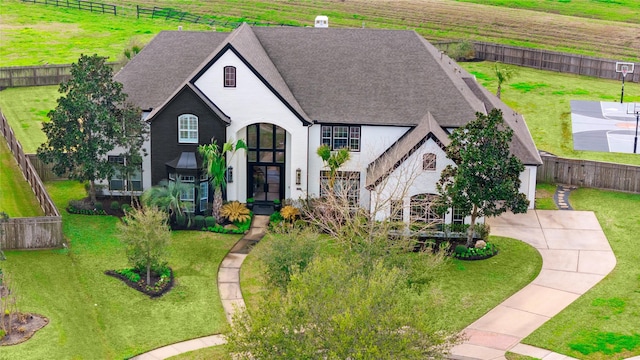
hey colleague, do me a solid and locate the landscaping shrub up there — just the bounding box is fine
[110,201,120,211]
[280,205,300,222]
[94,202,103,211]
[205,216,216,228]
[269,211,284,228]
[474,223,491,241]
[175,213,187,227]
[220,201,251,223]
[194,215,205,229]
[67,199,107,215]
[454,242,498,260]
[121,204,132,213]
[256,228,320,291]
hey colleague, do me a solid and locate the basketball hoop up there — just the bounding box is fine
[616,62,636,103]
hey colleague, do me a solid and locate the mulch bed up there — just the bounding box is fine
[105,268,174,298]
[0,313,49,346]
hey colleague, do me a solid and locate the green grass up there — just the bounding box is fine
[0,0,214,66]
[167,345,231,360]
[523,188,640,359]
[505,353,540,360]
[0,85,58,154]
[1,0,638,67]
[457,0,640,24]
[0,180,239,359]
[241,234,542,333]
[460,61,640,165]
[534,182,558,210]
[0,136,44,217]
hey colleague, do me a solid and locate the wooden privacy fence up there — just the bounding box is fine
[0,63,120,89]
[537,153,640,193]
[0,110,62,250]
[473,42,640,83]
[21,0,116,14]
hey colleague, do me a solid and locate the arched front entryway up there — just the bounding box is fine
[246,123,286,202]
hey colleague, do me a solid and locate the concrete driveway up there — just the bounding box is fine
[450,210,616,360]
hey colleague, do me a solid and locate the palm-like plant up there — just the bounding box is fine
[317,144,350,188]
[141,179,194,219]
[494,62,516,99]
[199,139,247,222]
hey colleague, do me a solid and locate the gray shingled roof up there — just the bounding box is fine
[114,31,228,111]
[114,25,541,166]
[252,27,483,127]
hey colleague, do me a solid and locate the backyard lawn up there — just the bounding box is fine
[524,188,640,359]
[0,136,43,217]
[459,62,640,166]
[0,180,239,359]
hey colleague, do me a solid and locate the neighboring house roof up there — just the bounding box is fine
[366,112,451,189]
[115,25,541,166]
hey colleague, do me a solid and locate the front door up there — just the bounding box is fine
[250,165,281,201]
[246,123,285,202]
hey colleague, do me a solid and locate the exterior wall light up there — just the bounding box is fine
[296,168,302,185]
[227,166,233,183]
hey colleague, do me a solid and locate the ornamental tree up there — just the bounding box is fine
[37,54,144,203]
[117,206,171,285]
[198,139,246,222]
[436,108,529,247]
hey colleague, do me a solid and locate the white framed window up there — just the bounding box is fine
[452,207,465,225]
[224,66,236,88]
[423,153,436,171]
[390,199,404,222]
[199,174,209,212]
[410,194,443,224]
[320,125,361,151]
[320,170,360,206]
[179,175,195,213]
[108,155,142,191]
[178,114,198,144]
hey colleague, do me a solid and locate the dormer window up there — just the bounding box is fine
[224,66,236,88]
[178,114,198,143]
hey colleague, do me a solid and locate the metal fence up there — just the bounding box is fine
[0,110,63,249]
[537,153,640,193]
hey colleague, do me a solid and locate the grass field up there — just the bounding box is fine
[0,136,43,217]
[457,0,640,24]
[524,189,640,359]
[0,180,239,359]
[0,85,58,154]
[1,0,638,67]
[534,183,557,211]
[460,62,640,166]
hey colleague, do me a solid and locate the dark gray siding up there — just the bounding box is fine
[150,87,227,185]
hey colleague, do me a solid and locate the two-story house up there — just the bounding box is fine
[101,23,542,224]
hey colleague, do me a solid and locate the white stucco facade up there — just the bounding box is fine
[194,49,309,203]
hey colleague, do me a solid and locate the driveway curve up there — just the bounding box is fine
[450,210,616,360]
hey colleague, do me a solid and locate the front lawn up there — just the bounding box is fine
[0,180,239,359]
[523,188,640,359]
[240,233,542,333]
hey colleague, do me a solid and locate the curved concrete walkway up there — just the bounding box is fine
[131,215,269,360]
[450,210,617,360]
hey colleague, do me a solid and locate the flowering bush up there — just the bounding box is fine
[453,242,498,260]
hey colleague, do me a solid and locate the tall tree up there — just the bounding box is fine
[494,62,515,99]
[436,108,529,247]
[198,139,246,222]
[117,206,171,285]
[113,103,149,205]
[37,54,137,203]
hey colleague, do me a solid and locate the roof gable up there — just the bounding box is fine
[366,112,450,189]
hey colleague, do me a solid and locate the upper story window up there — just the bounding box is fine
[178,114,198,144]
[224,66,236,88]
[321,125,360,151]
[423,153,436,171]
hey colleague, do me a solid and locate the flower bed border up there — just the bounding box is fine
[105,268,174,298]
